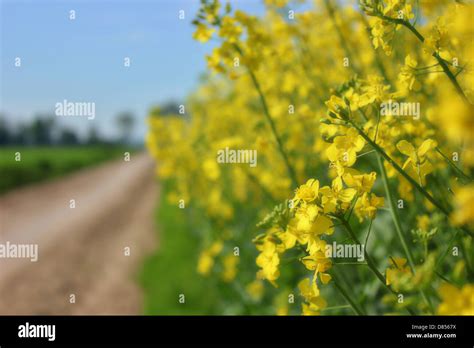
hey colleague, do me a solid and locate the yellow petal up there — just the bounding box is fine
[417,139,437,158]
[319,272,332,284]
[397,140,416,158]
[310,215,334,235]
[339,188,357,203]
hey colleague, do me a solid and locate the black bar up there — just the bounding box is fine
[0,315,472,346]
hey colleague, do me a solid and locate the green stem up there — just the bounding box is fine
[235,44,298,188]
[331,274,366,315]
[324,0,362,76]
[364,218,373,247]
[359,13,391,83]
[321,304,352,312]
[434,271,454,285]
[377,154,415,269]
[435,147,472,182]
[436,230,459,269]
[339,216,416,315]
[377,154,435,313]
[459,239,473,276]
[350,118,446,214]
[347,118,473,238]
[340,217,389,288]
[244,170,278,205]
[376,15,470,104]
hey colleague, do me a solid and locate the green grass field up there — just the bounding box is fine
[140,182,220,315]
[0,146,127,193]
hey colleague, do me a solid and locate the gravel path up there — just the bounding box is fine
[0,152,158,314]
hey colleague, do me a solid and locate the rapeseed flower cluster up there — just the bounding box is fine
[147,0,473,315]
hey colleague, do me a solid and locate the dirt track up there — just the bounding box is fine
[0,153,158,314]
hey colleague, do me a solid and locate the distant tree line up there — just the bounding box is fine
[0,112,135,146]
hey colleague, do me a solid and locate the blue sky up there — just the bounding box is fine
[0,0,266,141]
